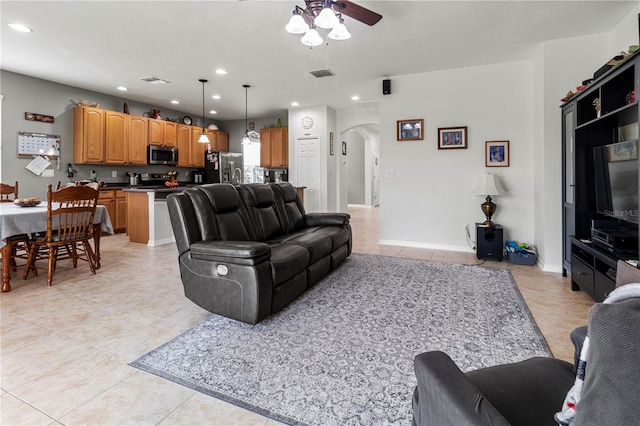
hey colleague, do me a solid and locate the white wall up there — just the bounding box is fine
[379,60,534,252]
[345,131,365,204]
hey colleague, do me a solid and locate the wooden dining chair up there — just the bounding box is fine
[0,181,31,272]
[23,184,100,286]
[0,181,19,202]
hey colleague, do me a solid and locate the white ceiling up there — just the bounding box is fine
[1,1,636,121]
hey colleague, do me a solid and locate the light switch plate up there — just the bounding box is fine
[41,169,54,177]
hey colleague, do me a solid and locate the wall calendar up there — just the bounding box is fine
[18,132,60,157]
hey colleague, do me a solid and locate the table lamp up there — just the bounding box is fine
[472,173,506,227]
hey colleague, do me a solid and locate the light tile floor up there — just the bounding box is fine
[1,206,593,425]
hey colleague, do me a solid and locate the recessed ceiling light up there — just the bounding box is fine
[209,110,217,114]
[215,69,227,75]
[117,86,128,91]
[212,95,221,100]
[171,100,179,104]
[351,95,360,101]
[291,102,299,106]
[9,23,33,33]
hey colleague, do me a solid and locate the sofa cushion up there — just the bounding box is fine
[279,232,332,264]
[196,184,254,241]
[271,182,306,232]
[269,243,309,286]
[237,184,286,241]
[311,226,351,251]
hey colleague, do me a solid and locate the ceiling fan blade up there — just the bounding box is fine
[332,0,382,26]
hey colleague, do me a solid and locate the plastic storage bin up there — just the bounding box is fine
[507,251,536,266]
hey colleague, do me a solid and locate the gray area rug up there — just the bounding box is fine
[131,254,550,425]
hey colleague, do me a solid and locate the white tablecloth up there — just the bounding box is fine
[0,203,114,247]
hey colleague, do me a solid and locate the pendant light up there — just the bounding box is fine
[197,79,210,144]
[241,84,252,145]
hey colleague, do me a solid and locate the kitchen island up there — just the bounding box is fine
[122,186,190,246]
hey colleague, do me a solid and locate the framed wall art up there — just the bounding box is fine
[438,126,467,149]
[397,119,424,141]
[485,140,510,167]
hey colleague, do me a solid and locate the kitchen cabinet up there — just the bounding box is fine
[190,128,206,168]
[73,106,105,164]
[149,119,177,147]
[260,127,288,167]
[98,189,127,232]
[218,131,229,152]
[206,129,218,150]
[176,124,193,167]
[104,111,128,164]
[128,116,148,165]
[148,119,164,146]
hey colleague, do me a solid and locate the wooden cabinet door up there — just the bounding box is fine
[164,122,177,147]
[191,128,206,168]
[105,111,128,164]
[128,116,148,165]
[98,190,116,230]
[260,128,272,167]
[115,190,127,231]
[148,119,164,145]
[271,127,286,167]
[176,124,192,167]
[218,131,229,152]
[73,106,104,164]
[206,130,218,151]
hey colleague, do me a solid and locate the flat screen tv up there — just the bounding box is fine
[593,140,639,224]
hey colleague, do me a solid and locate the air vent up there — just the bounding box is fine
[309,69,335,78]
[140,76,170,85]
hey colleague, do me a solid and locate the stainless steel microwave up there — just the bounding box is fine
[147,145,178,165]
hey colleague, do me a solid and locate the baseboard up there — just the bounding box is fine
[378,239,474,253]
[147,236,175,247]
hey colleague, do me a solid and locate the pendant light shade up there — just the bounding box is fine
[242,84,252,145]
[198,79,210,144]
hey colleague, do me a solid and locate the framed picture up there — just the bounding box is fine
[342,141,347,156]
[608,140,637,162]
[438,126,467,149]
[485,140,510,167]
[397,119,424,141]
[330,132,334,156]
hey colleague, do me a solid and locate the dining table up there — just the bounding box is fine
[0,202,114,292]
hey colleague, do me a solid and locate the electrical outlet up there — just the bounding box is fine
[41,169,54,177]
[112,171,118,178]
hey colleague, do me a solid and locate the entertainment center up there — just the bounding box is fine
[562,51,640,302]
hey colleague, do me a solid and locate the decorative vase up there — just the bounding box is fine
[596,109,601,118]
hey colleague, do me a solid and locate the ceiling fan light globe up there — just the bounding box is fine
[301,28,323,47]
[315,7,338,29]
[285,14,309,34]
[328,22,351,40]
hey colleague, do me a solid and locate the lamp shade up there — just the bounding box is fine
[314,7,338,29]
[285,13,309,34]
[472,173,506,196]
[301,27,323,46]
[328,22,351,40]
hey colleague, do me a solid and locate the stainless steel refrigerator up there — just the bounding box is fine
[201,151,243,185]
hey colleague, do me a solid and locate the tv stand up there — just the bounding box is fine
[570,237,618,302]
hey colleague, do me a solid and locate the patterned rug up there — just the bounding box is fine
[131,254,550,425]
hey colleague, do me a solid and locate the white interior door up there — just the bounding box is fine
[296,136,321,213]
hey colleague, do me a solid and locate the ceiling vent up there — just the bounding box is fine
[140,76,170,85]
[309,69,335,78]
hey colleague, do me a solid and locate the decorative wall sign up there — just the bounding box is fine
[24,112,54,123]
[17,132,61,157]
[330,132,334,156]
[342,141,347,156]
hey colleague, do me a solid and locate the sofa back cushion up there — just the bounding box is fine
[238,184,286,241]
[271,182,306,233]
[194,184,254,241]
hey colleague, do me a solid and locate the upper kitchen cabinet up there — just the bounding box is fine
[163,121,177,147]
[218,131,229,152]
[260,127,288,167]
[73,106,105,164]
[128,116,148,165]
[176,123,193,167]
[104,110,128,164]
[149,119,177,147]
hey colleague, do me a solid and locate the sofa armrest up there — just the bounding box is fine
[413,351,509,426]
[190,240,270,265]
[305,212,350,227]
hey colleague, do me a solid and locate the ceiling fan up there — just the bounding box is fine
[286,0,382,46]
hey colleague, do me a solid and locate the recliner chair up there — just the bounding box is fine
[412,261,640,426]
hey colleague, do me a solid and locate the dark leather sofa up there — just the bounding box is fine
[167,181,352,325]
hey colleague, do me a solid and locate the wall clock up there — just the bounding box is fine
[183,116,192,125]
[302,115,314,129]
